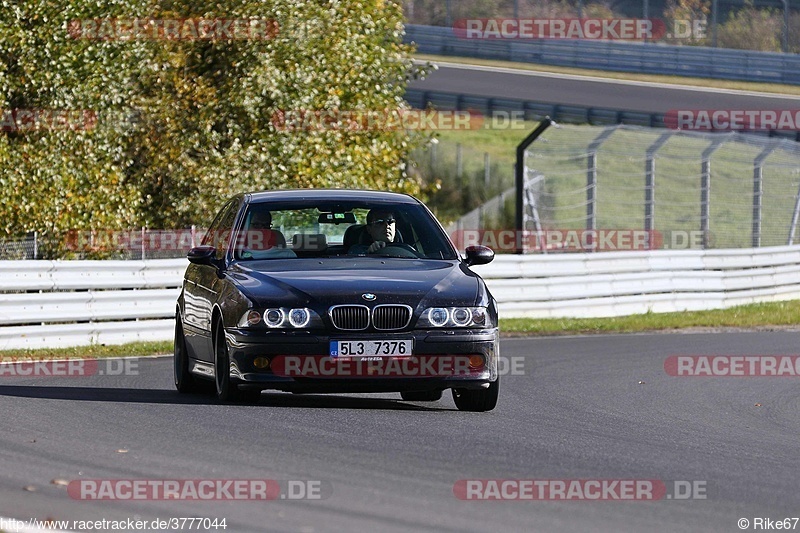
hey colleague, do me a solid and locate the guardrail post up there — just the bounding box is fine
[753,146,775,247]
[586,127,617,251]
[645,132,673,233]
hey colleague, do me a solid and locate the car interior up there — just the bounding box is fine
[233,204,451,260]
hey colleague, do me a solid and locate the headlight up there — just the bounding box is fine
[264,308,285,327]
[417,306,492,328]
[238,308,321,329]
[288,308,310,328]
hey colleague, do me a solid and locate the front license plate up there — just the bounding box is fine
[330,339,413,358]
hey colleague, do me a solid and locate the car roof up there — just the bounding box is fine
[245,189,421,205]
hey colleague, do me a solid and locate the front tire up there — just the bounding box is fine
[452,377,499,412]
[174,315,202,394]
[214,321,260,404]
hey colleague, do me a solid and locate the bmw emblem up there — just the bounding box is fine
[362,293,377,301]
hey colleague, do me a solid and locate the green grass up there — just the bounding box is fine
[415,53,800,96]
[0,341,172,361]
[501,300,800,335]
[1,301,799,359]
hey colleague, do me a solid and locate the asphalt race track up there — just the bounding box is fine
[409,61,800,114]
[2,332,799,532]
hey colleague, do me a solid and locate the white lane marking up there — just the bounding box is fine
[415,59,800,101]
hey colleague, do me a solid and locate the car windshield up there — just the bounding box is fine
[232,201,457,260]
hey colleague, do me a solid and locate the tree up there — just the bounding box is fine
[663,0,710,45]
[0,0,427,257]
[716,3,781,52]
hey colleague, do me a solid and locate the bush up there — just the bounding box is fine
[716,5,782,52]
[0,0,428,258]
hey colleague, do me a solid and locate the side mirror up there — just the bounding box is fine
[187,245,217,265]
[464,245,494,266]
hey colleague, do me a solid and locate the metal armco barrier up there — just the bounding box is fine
[2,248,800,348]
[0,259,185,350]
[405,24,800,85]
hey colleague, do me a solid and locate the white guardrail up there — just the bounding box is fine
[2,246,800,349]
[0,259,186,350]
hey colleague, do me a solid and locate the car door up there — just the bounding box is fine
[183,198,241,362]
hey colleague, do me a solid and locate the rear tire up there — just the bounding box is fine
[400,390,443,402]
[174,316,202,394]
[452,377,499,412]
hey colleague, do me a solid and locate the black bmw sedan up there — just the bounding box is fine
[174,189,499,411]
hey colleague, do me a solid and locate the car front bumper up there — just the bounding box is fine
[225,328,499,393]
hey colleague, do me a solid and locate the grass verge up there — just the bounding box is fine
[0,341,172,361]
[414,53,800,96]
[501,300,800,335]
[1,300,798,359]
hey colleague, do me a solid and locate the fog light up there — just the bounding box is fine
[468,355,485,368]
[253,357,270,369]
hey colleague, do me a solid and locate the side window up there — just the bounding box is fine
[201,200,240,260]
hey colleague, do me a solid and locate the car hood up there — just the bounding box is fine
[229,258,481,309]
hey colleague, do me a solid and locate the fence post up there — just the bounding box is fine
[712,0,719,47]
[700,137,727,249]
[484,152,490,187]
[456,143,463,181]
[33,230,38,260]
[524,171,546,254]
[141,227,146,260]
[753,146,775,247]
[788,179,800,245]
[645,132,673,233]
[586,127,617,251]
[516,118,555,254]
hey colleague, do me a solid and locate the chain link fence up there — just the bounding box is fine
[448,123,800,251]
[0,228,200,260]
